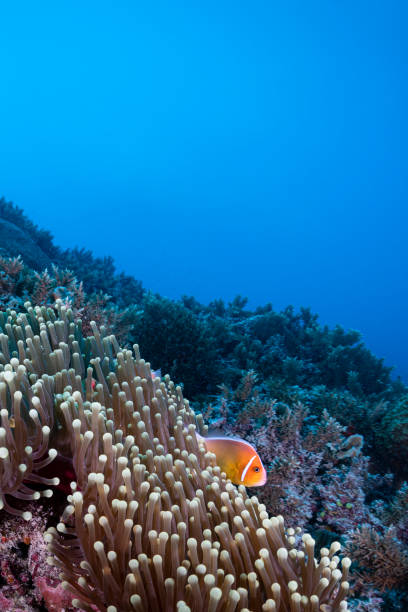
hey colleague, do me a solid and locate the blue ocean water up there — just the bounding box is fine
[0,1,407,379]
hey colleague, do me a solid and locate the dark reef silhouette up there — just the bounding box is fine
[0,196,407,610]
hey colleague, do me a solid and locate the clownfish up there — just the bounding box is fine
[197,433,267,487]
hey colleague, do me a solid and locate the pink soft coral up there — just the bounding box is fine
[35,578,76,612]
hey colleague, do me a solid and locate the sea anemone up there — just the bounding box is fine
[0,302,351,611]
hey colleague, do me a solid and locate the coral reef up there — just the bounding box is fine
[0,302,351,610]
[0,256,128,343]
[345,525,408,593]
[206,373,369,530]
[125,292,221,396]
[0,501,74,611]
[205,373,408,610]
[1,200,407,609]
[371,395,408,483]
[0,199,144,308]
[0,200,54,270]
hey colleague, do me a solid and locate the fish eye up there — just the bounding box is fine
[253,466,260,472]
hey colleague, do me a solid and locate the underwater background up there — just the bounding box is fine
[0,1,407,381]
[0,1,407,611]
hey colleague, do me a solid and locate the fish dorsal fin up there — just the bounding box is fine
[197,433,254,447]
[197,434,258,461]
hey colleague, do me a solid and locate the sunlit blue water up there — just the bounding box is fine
[0,1,407,379]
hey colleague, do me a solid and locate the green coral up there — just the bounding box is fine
[125,292,221,396]
[373,395,408,482]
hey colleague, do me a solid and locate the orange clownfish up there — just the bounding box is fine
[197,434,267,487]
